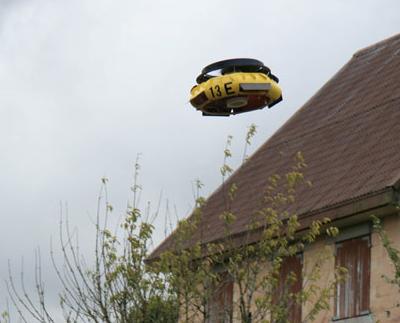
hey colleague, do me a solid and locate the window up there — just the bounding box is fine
[275,254,303,323]
[208,273,233,323]
[335,235,370,320]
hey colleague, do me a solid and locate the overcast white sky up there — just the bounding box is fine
[0,0,399,318]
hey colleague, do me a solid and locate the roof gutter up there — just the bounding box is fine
[299,187,398,229]
[147,187,399,263]
[201,187,399,250]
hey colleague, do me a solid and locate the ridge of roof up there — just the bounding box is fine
[353,32,400,57]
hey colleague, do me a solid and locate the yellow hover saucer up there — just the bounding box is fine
[190,59,282,116]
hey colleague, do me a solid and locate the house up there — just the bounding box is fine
[149,33,400,322]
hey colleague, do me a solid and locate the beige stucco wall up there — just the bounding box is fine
[301,214,400,323]
[302,240,336,322]
[370,214,400,323]
[179,214,400,323]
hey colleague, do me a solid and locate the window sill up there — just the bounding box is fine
[332,313,374,323]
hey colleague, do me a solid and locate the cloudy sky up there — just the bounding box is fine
[0,0,399,318]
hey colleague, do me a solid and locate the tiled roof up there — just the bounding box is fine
[149,34,400,260]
